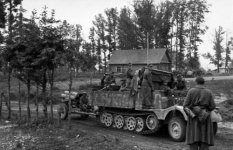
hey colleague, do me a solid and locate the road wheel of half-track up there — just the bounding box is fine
[168,116,186,142]
[114,115,124,129]
[146,114,159,131]
[126,116,136,131]
[135,117,145,133]
[104,113,113,127]
[58,103,68,120]
[99,112,107,124]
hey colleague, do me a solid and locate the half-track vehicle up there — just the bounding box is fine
[58,69,220,142]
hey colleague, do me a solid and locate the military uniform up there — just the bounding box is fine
[104,74,115,86]
[126,67,133,87]
[174,79,187,90]
[140,68,154,108]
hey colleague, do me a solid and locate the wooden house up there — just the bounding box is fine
[108,48,171,73]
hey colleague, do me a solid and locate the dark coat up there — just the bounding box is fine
[126,68,133,79]
[183,85,216,146]
[140,68,154,107]
[174,79,186,90]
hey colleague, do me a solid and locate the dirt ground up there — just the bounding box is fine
[0,114,233,150]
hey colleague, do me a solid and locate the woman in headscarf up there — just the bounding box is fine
[183,76,216,150]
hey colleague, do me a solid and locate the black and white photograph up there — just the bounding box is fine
[0,0,233,149]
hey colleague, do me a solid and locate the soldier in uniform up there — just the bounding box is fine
[126,63,134,87]
[130,69,140,95]
[104,72,116,88]
[100,73,107,87]
[174,74,187,91]
[140,64,154,108]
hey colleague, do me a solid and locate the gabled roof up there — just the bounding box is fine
[108,48,170,65]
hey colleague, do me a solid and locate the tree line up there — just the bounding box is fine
[90,0,233,73]
[91,0,210,72]
[0,0,97,122]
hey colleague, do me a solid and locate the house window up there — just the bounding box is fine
[116,66,123,73]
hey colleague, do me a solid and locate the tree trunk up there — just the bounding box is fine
[104,52,107,73]
[68,67,73,129]
[170,25,174,71]
[175,23,179,71]
[36,83,39,122]
[26,79,31,123]
[0,93,3,118]
[42,69,48,119]
[49,69,54,120]
[18,80,21,123]
[7,70,11,119]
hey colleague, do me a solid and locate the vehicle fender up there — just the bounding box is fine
[154,105,188,121]
[174,105,188,121]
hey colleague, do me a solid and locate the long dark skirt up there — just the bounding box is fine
[186,116,214,146]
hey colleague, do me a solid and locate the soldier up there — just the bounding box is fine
[174,74,187,91]
[100,73,106,87]
[138,67,145,87]
[119,79,127,91]
[126,63,134,87]
[104,72,116,87]
[130,69,140,95]
[140,64,154,108]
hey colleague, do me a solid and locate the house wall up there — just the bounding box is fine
[109,63,170,73]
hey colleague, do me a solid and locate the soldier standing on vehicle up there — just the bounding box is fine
[126,63,134,87]
[138,67,145,88]
[140,64,154,108]
[183,76,216,150]
[130,69,140,95]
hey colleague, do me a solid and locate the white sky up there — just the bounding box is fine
[22,0,233,70]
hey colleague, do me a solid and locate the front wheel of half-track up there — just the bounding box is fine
[168,116,186,142]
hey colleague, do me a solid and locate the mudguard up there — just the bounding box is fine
[152,105,188,121]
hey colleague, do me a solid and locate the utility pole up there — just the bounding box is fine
[147,32,149,65]
[225,32,228,72]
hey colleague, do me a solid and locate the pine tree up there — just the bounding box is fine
[93,14,107,73]
[204,26,225,73]
[118,7,138,50]
[105,8,118,59]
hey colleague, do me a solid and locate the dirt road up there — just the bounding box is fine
[65,114,233,150]
[185,75,233,81]
[1,102,233,150]
[1,103,233,150]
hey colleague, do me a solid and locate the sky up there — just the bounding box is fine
[22,0,233,70]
